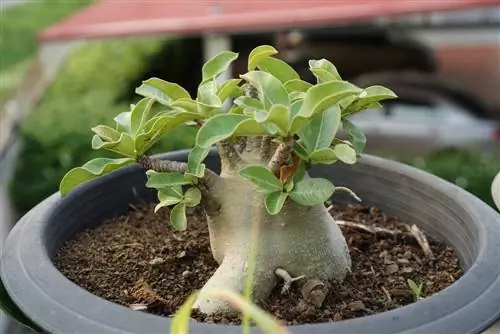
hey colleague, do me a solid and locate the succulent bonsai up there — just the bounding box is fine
[60,45,397,316]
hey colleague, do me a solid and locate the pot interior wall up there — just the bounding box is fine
[45,151,477,272]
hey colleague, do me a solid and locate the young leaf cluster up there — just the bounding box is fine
[59,44,397,227]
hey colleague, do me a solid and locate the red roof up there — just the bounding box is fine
[39,0,500,42]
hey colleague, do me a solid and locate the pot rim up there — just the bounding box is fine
[2,150,500,334]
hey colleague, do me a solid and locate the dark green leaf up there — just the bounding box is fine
[265,191,289,215]
[343,119,366,155]
[202,51,239,83]
[289,178,335,206]
[146,171,191,188]
[299,105,341,154]
[239,165,282,193]
[136,77,191,105]
[60,157,134,196]
[247,45,278,71]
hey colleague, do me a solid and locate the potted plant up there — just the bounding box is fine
[2,45,500,334]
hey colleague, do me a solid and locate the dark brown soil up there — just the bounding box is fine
[54,202,462,325]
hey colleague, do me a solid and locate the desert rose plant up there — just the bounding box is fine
[60,45,397,316]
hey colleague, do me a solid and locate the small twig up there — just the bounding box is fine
[408,224,434,259]
[381,286,392,302]
[335,186,362,202]
[275,268,305,294]
[138,155,187,173]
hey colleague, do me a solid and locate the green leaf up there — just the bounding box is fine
[91,133,136,158]
[296,80,361,119]
[284,79,312,93]
[343,85,397,116]
[135,111,199,154]
[146,171,191,189]
[202,51,239,83]
[60,158,134,196]
[239,165,283,193]
[343,119,366,155]
[308,147,337,164]
[114,111,132,134]
[217,78,243,102]
[289,91,305,102]
[170,203,188,231]
[0,278,42,332]
[136,77,191,105]
[182,187,202,207]
[299,105,341,154]
[197,80,222,114]
[91,125,121,142]
[234,96,264,110]
[196,114,267,148]
[333,143,357,164]
[309,59,342,82]
[247,45,278,71]
[187,145,211,178]
[265,191,289,215]
[290,178,335,206]
[170,98,198,113]
[130,97,155,135]
[292,160,306,183]
[293,141,309,161]
[257,56,299,83]
[155,189,183,212]
[253,104,289,135]
[240,71,289,109]
[170,291,200,334]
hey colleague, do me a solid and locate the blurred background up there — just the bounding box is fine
[1,0,499,331]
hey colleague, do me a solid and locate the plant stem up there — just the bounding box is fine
[268,136,294,176]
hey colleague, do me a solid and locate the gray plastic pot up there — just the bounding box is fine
[2,149,500,334]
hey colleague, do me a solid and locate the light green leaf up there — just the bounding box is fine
[247,45,278,71]
[171,98,198,113]
[290,178,335,206]
[91,125,121,142]
[343,119,366,154]
[146,171,191,189]
[197,80,222,115]
[289,91,305,102]
[130,97,155,135]
[202,51,239,83]
[135,111,199,154]
[296,80,361,119]
[240,71,289,109]
[217,78,243,102]
[234,96,264,110]
[196,114,267,148]
[265,191,289,215]
[333,143,357,164]
[159,185,185,199]
[170,203,188,231]
[187,145,211,178]
[170,291,200,334]
[299,105,341,154]
[293,141,309,161]
[343,85,397,115]
[229,105,244,114]
[155,189,183,212]
[60,158,134,196]
[257,56,299,83]
[254,104,289,135]
[239,165,283,193]
[136,77,191,105]
[284,79,312,93]
[182,187,202,207]
[309,59,342,82]
[308,147,337,164]
[91,133,136,158]
[114,111,132,134]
